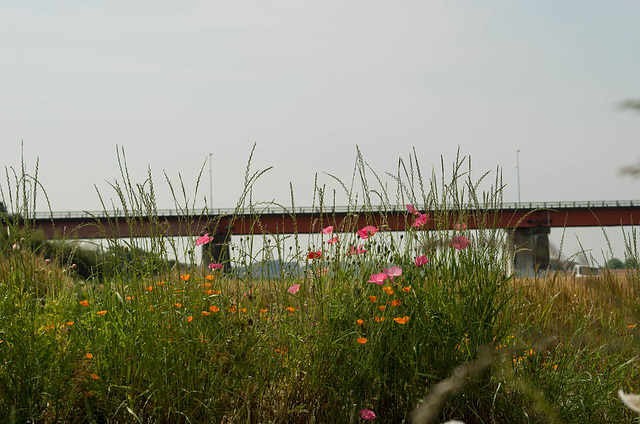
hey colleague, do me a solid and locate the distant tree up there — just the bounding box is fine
[606,258,625,269]
[625,257,639,269]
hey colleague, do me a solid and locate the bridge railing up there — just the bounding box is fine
[26,200,640,220]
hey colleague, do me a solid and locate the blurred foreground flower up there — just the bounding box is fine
[327,236,338,244]
[450,236,470,250]
[414,255,429,267]
[412,213,429,228]
[383,266,402,282]
[358,225,378,239]
[308,251,322,259]
[196,234,213,246]
[360,409,376,420]
[406,204,419,215]
[287,284,300,294]
[368,273,388,285]
[619,390,640,412]
[322,225,333,234]
[208,262,223,270]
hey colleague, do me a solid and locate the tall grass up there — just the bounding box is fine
[0,147,639,423]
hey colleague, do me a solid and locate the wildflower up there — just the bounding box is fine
[196,234,213,246]
[414,255,429,267]
[209,305,219,313]
[327,236,338,244]
[96,310,107,316]
[66,321,74,326]
[374,316,385,322]
[356,319,364,325]
[450,236,470,250]
[79,300,89,307]
[126,296,134,300]
[205,275,214,280]
[619,390,640,413]
[379,305,386,311]
[175,303,182,308]
[393,316,410,324]
[368,273,388,285]
[358,225,378,240]
[147,286,153,291]
[316,267,329,276]
[286,307,295,312]
[322,225,334,234]
[202,311,210,316]
[406,204,420,215]
[403,286,411,293]
[369,295,377,303]
[45,258,51,265]
[12,243,20,251]
[287,284,300,294]
[208,262,223,270]
[308,251,322,259]
[180,274,190,281]
[157,281,166,286]
[360,409,376,420]
[357,338,368,344]
[456,223,467,230]
[260,308,268,314]
[90,373,99,381]
[86,353,93,359]
[391,300,402,307]
[629,324,637,329]
[412,213,429,228]
[187,316,193,322]
[383,266,402,282]
[382,286,394,295]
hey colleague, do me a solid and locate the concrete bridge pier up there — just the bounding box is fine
[201,223,233,273]
[511,227,550,276]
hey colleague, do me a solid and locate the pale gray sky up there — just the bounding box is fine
[1,1,639,261]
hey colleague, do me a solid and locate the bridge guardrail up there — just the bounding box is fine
[22,200,640,220]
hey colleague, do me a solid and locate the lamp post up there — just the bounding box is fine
[516,149,521,204]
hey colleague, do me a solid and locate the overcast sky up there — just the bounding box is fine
[1,1,639,261]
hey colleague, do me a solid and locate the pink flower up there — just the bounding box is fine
[450,236,470,250]
[327,236,338,244]
[412,213,429,228]
[308,251,322,259]
[406,204,420,215]
[287,284,300,294]
[383,266,402,282]
[208,262,223,270]
[360,409,376,420]
[414,255,429,267]
[322,226,334,234]
[368,273,388,285]
[456,223,467,230]
[196,234,214,246]
[348,245,368,255]
[358,226,378,240]
[316,267,329,276]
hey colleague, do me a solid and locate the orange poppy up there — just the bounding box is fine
[66,321,74,326]
[356,319,364,325]
[379,305,386,311]
[86,353,93,359]
[201,311,210,316]
[79,300,89,307]
[393,316,410,324]
[90,373,99,380]
[357,337,368,344]
[369,296,377,303]
[209,305,220,313]
[180,274,190,281]
[96,310,107,315]
[187,316,193,322]
[391,300,402,307]
[286,307,295,312]
[403,286,411,293]
[205,275,214,281]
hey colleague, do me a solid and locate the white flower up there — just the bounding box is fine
[619,389,640,413]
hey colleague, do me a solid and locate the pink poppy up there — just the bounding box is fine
[383,266,402,282]
[287,284,300,294]
[358,226,378,240]
[406,204,419,215]
[322,226,334,234]
[196,234,214,246]
[208,262,223,270]
[327,236,338,244]
[456,223,467,230]
[368,273,388,285]
[308,251,322,259]
[412,213,429,228]
[348,245,368,256]
[414,255,429,267]
[360,409,376,420]
[450,236,470,250]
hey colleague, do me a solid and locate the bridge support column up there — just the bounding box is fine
[511,227,550,276]
[202,224,233,273]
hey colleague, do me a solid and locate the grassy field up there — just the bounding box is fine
[1,149,639,423]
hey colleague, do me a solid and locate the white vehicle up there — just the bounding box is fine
[573,265,600,278]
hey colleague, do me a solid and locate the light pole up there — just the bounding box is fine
[516,149,521,204]
[209,153,213,209]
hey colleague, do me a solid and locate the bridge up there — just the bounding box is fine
[13,200,640,273]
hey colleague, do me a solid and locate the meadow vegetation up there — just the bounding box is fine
[1,148,639,423]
